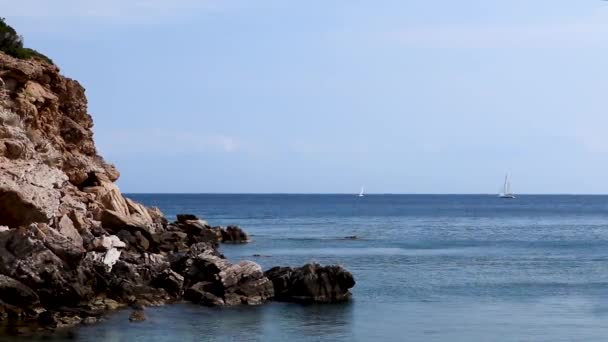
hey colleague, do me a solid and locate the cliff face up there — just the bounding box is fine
[0,52,354,329]
[0,51,150,230]
[0,52,118,184]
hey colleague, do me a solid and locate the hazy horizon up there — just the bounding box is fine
[123,192,608,195]
[4,0,608,194]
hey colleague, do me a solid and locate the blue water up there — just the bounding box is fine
[15,195,608,341]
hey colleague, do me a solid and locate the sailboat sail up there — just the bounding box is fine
[359,186,364,197]
[500,174,515,198]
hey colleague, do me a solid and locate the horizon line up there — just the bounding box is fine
[122,192,608,196]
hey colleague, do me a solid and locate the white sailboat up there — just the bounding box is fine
[358,186,365,197]
[499,174,515,199]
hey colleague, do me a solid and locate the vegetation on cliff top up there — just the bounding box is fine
[0,17,53,65]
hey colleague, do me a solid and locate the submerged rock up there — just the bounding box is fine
[128,306,146,322]
[265,263,355,304]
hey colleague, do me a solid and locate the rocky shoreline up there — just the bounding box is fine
[0,51,355,334]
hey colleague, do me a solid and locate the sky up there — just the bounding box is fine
[3,0,608,194]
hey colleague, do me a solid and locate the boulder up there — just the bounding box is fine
[264,263,355,304]
[91,235,126,251]
[129,308,146,322]
[170,215,220,245]
[156,231,189,253]
[0,161,67,227]
[57,215,83,247]
[220,225,250,244]
[100,209,143,231]
[36,224,86,264]
[176,214,200,223]
[0,228,98,309]
[181,253,273,306]
[152,269,184,297]
[184,282,225,306]
[0,275,39,307]
[116,230,150,252]
[85,248,121,271]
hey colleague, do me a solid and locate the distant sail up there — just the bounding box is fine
[499,174,515,199]
[358,186,364,197]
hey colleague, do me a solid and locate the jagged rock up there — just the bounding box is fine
[168,214,221,248]
[0,227,98,309]
[0,161,67,227]
[157,231,189,253]
[125,198,154,224]
[100,209,143,231]
[152,269,184,296]
[36,224,86,264]
[68,210,88,231]
[220,225,250,244]
[181,253,273,307]
[184,282,225,306]
[57,214,83,247]
[147,207,168,225]
[116,230,150,252]
[265,263,355,304]
[91,235,126,251]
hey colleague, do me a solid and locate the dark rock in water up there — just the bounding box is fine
[252,254,272,258]
[181,251,274,306]
[81,316,98,325]
[265,263,355,304]
[220,225,250,244]
[343,235,358,240]
[176,214,199,223]
[184,282,225,306]
[128,307,146,322]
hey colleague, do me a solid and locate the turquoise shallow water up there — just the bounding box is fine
[7,194,608,341]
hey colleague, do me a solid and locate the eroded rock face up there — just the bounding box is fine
[265,263,355,304]
[0,161,67,227]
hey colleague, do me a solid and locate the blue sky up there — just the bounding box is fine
[3,0,608,193]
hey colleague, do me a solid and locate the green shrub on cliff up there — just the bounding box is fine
[0,17,53,64]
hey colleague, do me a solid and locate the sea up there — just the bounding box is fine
[8,194,608,341]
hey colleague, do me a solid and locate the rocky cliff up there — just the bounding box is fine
[0,52,354,331]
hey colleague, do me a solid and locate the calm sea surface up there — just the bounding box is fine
[11,194,608,341]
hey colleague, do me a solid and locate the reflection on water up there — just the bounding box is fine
[5,303,354,342]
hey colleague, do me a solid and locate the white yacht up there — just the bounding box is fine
[499,174,515,199]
